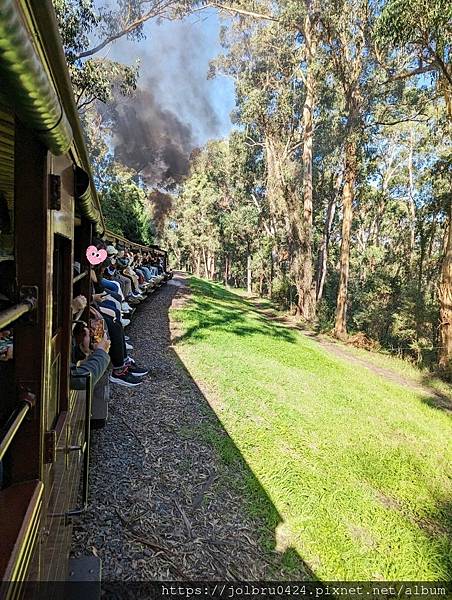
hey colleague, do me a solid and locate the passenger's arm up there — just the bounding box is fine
[70,348,110,390]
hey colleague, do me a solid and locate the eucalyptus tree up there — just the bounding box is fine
[53,0,139,109]
[376,0,452,117]
[55,0,193,60]
[376,0,451,373]
[201,0,325,320]
[318,0,385,338]
[213,13,318,313]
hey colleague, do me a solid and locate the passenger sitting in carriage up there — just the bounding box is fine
[90,270,149,387]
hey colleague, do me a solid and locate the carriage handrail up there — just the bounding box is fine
[66,372,92,516]
[0,394,35,461]
[72,270,88,284]
[0,297,36,330]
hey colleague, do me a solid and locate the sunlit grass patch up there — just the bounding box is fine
[172,278,452,580]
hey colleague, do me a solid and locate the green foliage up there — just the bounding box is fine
[163,138,263,284]
[270,275,295,310]
[174,277,452,579]
[375,0,452,116]
[99,166,154,245]
[53,0,139,109]
[376,0,451,49]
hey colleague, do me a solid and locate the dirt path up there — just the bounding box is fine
[72,274,312,580]
[249,299,451,413]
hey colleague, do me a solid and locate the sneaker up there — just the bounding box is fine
[109,369,142,387]
[121,302,133,312]
[124,356,148,376]
[127,296,140,305]
[121,318,130,327]
[125,335,130,341]
[125,342,134,351]
[128,365,149,378]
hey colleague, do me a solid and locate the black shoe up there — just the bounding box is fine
[123,357,147,376]
[109,369,142,387]
[128,365,149,378]
[124,357,149,377]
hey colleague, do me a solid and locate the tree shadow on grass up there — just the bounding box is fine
[172,279,298,346]
[419,372,452,414]
[163,276,451,581]
[168,347,317,580]
[154,276,316,580]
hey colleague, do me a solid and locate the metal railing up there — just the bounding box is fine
[0,299,35,330]
[72,270,88,285]
[65,372,93,516]
[0,393,36,461]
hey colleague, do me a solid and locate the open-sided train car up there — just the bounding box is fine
[0,1,168,595]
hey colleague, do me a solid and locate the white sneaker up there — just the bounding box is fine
[125,342,134,351]
[121,302,132,312]
[121,318,130,327]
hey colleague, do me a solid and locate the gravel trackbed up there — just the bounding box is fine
[71,274,309,581]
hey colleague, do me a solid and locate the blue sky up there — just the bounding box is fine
[108,8,236,145]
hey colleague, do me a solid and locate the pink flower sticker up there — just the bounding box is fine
[86,245,107,265]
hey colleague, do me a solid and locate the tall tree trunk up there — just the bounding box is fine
[333,137,357,339]
[224,254,230,286]
[247,252,252,294]
[438,202,452,376]
[196,252,202,277]
[316,185,338,302]
[407,128,416,269]
[210,253,216,280]
[299,12,317,322]
[202,247,209,278]
[265,135,304,309]
[269,249,275,298]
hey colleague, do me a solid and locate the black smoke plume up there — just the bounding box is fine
[104,17,223,188]
[109,86,193,187]
[149,188,173,234]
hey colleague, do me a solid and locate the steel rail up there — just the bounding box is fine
[72,270,88,284]
[0,401,32,461]
[0,299,35,330]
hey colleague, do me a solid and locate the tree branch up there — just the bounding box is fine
[192,2,277,22]
[383,64,435,84]
[74,1,176,59]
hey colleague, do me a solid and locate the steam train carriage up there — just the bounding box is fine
[0,0,169,593]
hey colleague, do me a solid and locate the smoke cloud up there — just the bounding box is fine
[110,86,193,187]
[106,16,226,188]
[149,188,174,234]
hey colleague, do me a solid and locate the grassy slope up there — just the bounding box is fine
[172,278,452,580]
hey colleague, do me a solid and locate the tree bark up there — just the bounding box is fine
[438,202,452,375]
[247,253,252,294]
[196,252,202,277]
[224,254,230,286]
[299,11,317,322]
[210,252,216,280]
[316,179,339,302]
[333,137,357,339]
[407,128,416,269]
[202,247,209,278]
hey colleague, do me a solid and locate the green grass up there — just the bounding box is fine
[172,278,452,580]
[336,342,452,398]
